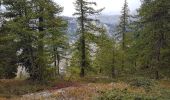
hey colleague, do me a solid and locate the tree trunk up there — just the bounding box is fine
[121,58,124,71]
[155,70,159,80]
[80,0,86,77]
[112,67,115,78]
[54,49,57,77]
[54,48,60,76]
[29,43,36,80]
[154,32,163,80]
[112,47,116,78]
[57,51,60,75]
[37,8,45,81]
[99,68,102,73]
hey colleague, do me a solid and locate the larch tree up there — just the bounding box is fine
[47,16,68,76]
[73,0,104,77]
[2,0,67,81]
[137,0,170,79]
[26,0,68,80]
[93,31,116,77]
[0,0,18,79]
[116,0,130,70]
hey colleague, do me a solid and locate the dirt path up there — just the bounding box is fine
[21,82,86,100]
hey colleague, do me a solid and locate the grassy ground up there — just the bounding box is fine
[51,79,170,100]
[96,80,170,100]
[0,78,88,99]
[0,79,57,99]
[0,77,170,100]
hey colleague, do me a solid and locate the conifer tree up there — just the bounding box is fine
[47,16,68,76]
[73,0,104,77]
[94,32,116,77]
[116,0,130,70]
[2,0,67,81]
[27,0,67,80]
[0,0,18,78]
[136,0,170,79]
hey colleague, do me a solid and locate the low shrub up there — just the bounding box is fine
[96,89,158,100]
[0,79,55,98]
[129,77,156,92]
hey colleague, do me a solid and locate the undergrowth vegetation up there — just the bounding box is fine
[1,77,170,100]
[0,79,59,98]
[97,87,170,100]
[96,77,170,100]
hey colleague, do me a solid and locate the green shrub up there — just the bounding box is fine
[96,89,158,100]
[129,77,156,92]
[158,88,170,99]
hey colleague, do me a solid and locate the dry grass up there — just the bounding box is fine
[159,80,170,89]
[51,82,148,100]
[1,79,170,100]
[0,79,53,99]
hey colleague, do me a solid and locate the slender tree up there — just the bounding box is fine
[94,32,116,77]
[47,16,68,76]
[73,0,104,77]
[116,0,130,70]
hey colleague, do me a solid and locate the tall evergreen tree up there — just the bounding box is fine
[47,16,68,76]
[116,0,130,70]
[73,0,104,77]
[136,0,170,79]
[2,0,67,81]
[27,0,67,80]
[93,32,116,77]
[0,0,18,78]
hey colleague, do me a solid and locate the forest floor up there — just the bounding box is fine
[0,77,170,100]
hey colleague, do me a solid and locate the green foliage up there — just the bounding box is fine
[0,1,17,79]
[131,0,170,79]
[97,89,159,100]
[72,0,104,77]
[115,0,132,73]
[93,32,117,77]
[0,22,17,79]
[1,0,68,81]
[129,77,156,92]
[0,80,57,98]
[96,79,170,100]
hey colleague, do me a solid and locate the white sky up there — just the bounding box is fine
[54,0,141,16]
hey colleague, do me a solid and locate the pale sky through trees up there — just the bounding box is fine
[55,0,141,16]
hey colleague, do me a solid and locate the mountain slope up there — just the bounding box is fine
[62,15,120,37]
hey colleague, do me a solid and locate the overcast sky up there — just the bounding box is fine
[54,0,141,16]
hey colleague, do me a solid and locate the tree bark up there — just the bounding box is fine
[80,0,86,77]
[57,51,60,75]
[37,7,44,81]
[112,47,116,78]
